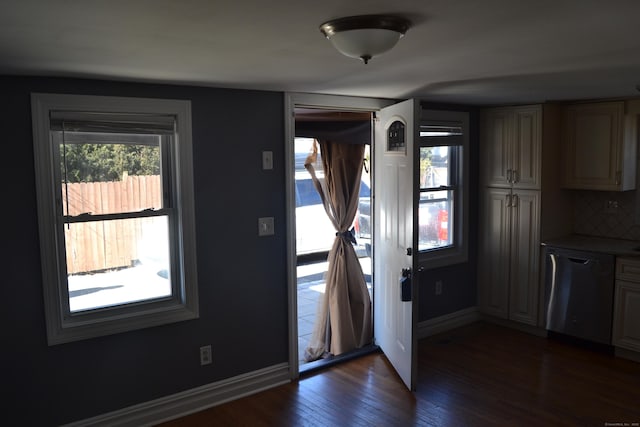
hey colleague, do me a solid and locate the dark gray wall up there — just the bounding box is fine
[1,77,478,425]
[2,76,287,425]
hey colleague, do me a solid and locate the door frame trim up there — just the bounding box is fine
[284,93,394,378]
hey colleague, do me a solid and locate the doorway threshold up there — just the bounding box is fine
[299,344,381,376]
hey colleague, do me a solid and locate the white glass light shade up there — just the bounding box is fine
[319,15,411,64]
[327,29,403,62]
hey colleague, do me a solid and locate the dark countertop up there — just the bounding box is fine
[542,234,640,257]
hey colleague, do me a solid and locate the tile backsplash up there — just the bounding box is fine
[573,190,640,240]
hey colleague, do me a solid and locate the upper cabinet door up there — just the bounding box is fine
[512,106,542,189]
[481,106,541,189]
[562,101,635,191]
[481,108,513,188]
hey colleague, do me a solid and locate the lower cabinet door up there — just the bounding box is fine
[478,188,511,319]
[508,190,540,326]
[613,280,640,352]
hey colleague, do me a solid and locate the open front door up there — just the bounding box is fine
[373,99,419,390]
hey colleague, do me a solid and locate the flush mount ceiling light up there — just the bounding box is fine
[319,15,412,64]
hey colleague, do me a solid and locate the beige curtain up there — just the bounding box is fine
[304,140,372,361]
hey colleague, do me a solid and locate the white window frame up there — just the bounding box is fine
[418,109,469,269]
[31,93,199,345]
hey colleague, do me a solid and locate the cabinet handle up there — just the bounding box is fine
[506,194,512,207]
[507,169,513,183]
[512,194,518,207]
[513,170,519,184]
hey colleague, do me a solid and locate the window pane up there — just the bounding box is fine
[418,190,453,251]
[295,177,323,207]
[419,146,450,189]
[66,216,172,313]
[58,132,163,216]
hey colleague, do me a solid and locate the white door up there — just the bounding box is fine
[373,99,418,390]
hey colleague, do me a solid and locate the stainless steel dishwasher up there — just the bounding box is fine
[544,246,615,345]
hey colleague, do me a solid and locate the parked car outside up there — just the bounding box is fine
[295,171,371,256]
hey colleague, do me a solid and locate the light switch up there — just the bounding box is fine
[262,151,273,170]
[258,217,275,236]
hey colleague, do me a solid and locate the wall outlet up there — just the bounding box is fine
[605,200,619,214]
[200,345,212,366]
[435,280,443,295]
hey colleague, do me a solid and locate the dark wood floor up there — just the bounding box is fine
[159,322,640,426]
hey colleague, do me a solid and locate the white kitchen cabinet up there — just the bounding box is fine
[613,258,640,353]
[562,101,636,191]
[478,187,540,325]
[480,105,541,190]
[478,103,570,328]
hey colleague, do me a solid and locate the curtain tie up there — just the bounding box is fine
[336,228,357,245]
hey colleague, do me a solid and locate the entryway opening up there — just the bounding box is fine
[293,109,373,370]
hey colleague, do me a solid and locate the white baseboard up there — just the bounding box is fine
[64,363,290,427]
[417,307,480,339]
[615,347,640,363]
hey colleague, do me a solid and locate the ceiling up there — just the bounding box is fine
[2,0,640,105]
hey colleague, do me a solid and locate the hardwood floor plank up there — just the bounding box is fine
[159,322,640,426]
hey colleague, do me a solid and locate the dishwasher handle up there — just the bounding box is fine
[568,257,591,265]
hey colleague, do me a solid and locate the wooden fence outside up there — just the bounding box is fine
[62,175,163,275]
